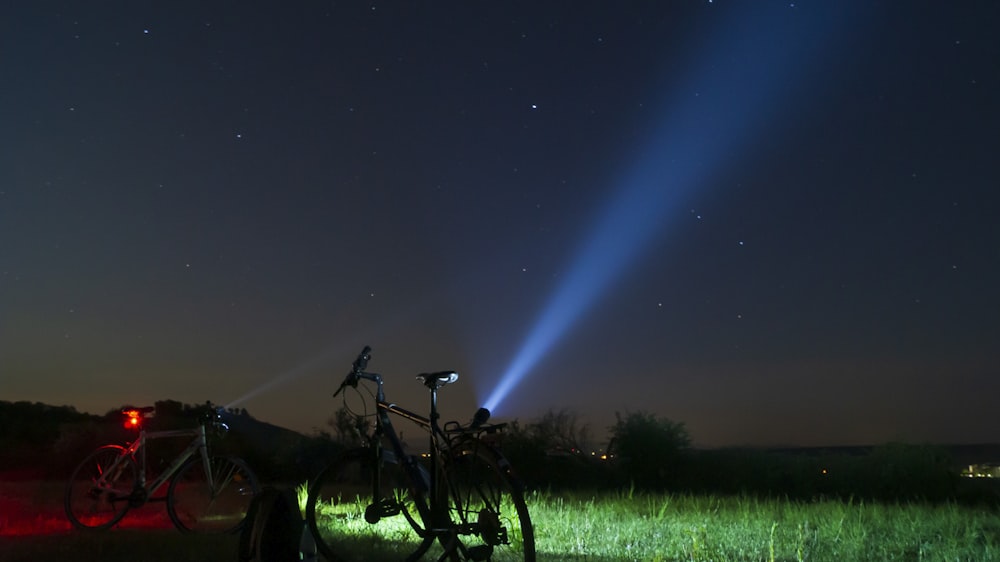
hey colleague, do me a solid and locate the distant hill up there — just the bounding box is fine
[0,400,101,456]
[224,410,309,452]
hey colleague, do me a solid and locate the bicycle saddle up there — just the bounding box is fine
[123,406,156,415]
[416,371,459,389]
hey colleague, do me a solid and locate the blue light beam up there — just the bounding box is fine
[483,4,857,413]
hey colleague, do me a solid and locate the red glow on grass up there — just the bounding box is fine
[0,506,174,537]
[0,475,173,537]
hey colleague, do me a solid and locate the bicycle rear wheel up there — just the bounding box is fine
[440,442,535,562]
[306,447,423,562]
[64,445,137,530]
[167,455,259,533]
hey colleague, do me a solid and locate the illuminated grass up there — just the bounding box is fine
[7,478,998,560]
[299,484,1000,561]
[526,491,1000,561]
[300,482,531,560]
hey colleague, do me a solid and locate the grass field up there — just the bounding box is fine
[4,477,1000,561]
[300,482,1000,562]
[523,490,1000,561]
[0,478,239,562]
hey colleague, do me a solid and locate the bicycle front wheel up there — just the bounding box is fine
[166,455,259,533]
[64,444,137,530]
[306,447,422,562]
[441,442,535,562]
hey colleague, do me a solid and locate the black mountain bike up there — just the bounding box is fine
[305,346,535,561]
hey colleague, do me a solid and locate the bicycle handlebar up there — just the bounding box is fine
[353,345,372,373]
[334,345,373,397]
[198,402,229,433]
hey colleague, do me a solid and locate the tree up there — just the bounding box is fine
[609,411,691,490]
[499,409,608,489]
[529,408,591,454]
[154,399,184,418]
[327,406,367,447]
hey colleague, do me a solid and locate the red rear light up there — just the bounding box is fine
[123,410,142,430]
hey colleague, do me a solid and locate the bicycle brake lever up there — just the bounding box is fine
[336,346,371,397]
[333,373,359,397]
[333,381,347,398]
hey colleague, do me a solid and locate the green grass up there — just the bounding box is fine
[523,490,1000,561]
[300,483,1000,561]
[5,478,999,561]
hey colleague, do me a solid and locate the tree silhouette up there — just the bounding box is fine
[327,406,366,447]
[610,410,690,489]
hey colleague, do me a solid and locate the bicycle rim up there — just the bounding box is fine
[64,445,136,530]
[306,448,424,562]
[167,455,259,533]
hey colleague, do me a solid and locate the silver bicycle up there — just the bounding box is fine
[64,403,260,533]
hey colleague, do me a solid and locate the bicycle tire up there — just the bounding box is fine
[166,454,260,533]
[64,444,137,530]
[439,442,535,562]
[306,447,423,562]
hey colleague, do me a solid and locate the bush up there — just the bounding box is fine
[500,411,614,490]
[609,411,690,490]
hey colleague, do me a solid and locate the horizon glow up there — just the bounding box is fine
[482,4,853,414]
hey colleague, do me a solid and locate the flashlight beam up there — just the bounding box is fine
[482,3,856,414]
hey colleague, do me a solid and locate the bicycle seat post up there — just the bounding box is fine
[427,384,450,530]
[137,428,147,488]
[429,385,439,429]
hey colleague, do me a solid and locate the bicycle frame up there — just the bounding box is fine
[106,423,215,502]
[66,404,260,535]
[357,373,462,539]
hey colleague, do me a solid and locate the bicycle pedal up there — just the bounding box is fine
[364,500,401,523]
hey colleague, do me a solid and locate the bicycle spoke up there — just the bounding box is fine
[65,445,136,530]
[307,448,426,561]
[167,455,259,533]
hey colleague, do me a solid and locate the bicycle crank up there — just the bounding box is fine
[477,508,507,546]
[127,487,149,508]
[364,497,402,523]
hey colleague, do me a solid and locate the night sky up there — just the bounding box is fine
[2,1,998,448]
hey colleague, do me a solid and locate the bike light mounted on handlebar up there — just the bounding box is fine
[199,403,230,435]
